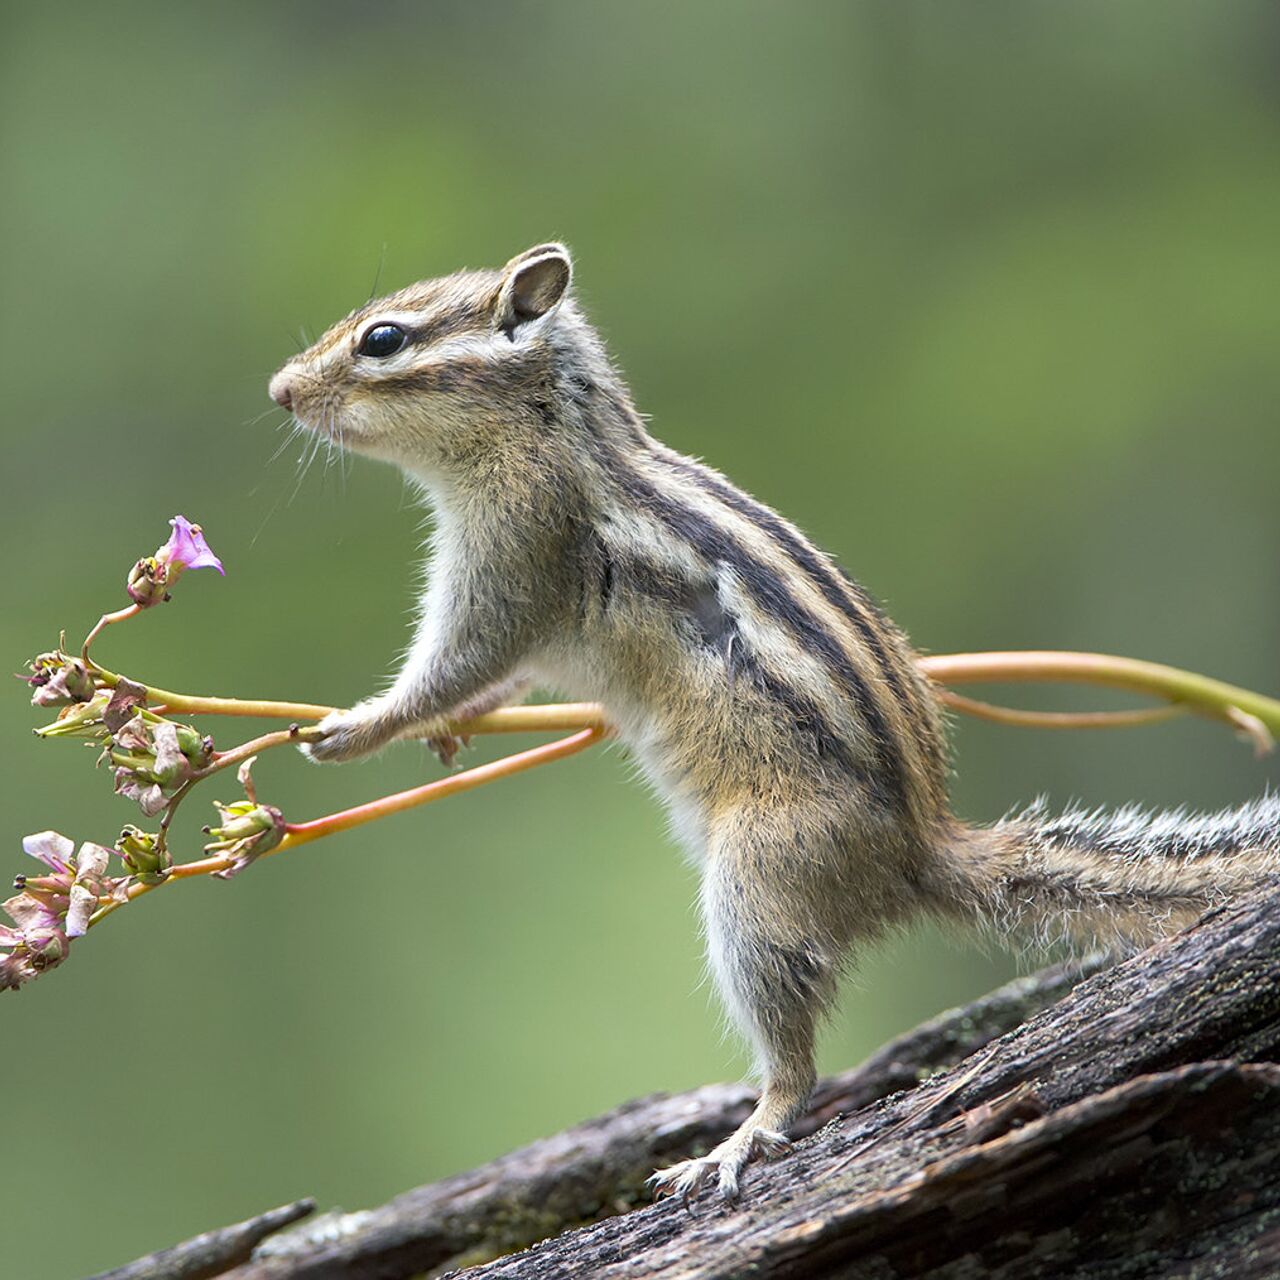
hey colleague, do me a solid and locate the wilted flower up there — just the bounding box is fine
[126,516,224,607]
[16,832,117,938]
[0,921,68,991]
[108,710,213,816]
[23,652,97,707]
[65,842,112,937]
[204,758,285,878]
[21,830,75,878]
[1,833,124,990]
[113,773,166,818]
[102,677,148,733]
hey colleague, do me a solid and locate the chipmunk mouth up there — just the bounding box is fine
[292,396,395,462]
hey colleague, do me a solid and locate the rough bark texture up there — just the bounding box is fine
[100,884,1280,1279]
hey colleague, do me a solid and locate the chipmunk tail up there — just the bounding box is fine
[932,794,1280,953]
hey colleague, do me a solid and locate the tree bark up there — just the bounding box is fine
[98,883,1280,1279]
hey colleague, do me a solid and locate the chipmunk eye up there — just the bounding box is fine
[358,323,409,358]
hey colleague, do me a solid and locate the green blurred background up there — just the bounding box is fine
[3,3,1279,1274]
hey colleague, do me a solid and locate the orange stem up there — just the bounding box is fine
[280,726,606,847]
[87,727,607,925]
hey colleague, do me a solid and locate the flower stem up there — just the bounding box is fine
[86,652,1280,752]
[280,726,607,847]
[85,727,606,928]
[933,690,1186,731]
[919,651,1280,753]
[196,727,313,779]
[88,665,609,736]
[91,665,336,723]
[80,604,141,662]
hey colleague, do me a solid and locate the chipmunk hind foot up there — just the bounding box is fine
[648,1124,792,1203]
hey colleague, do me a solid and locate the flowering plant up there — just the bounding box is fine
[7,515,1280,993]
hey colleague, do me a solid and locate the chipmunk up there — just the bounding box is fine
[268,243,1280,1200]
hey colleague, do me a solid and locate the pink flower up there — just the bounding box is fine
[126,516,224,607]
[4,888,65,935]
[157,516,224,576]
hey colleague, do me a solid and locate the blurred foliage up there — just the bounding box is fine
[3,2,1279,1274]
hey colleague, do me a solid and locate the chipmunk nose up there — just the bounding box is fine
[268,372,294,412]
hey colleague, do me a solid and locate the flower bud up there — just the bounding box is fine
[126,556,168,608]
[118,826,171,883]
[205,800,286,879]
[35,690,111,740]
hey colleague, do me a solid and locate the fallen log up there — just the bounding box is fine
[99,881,1280,1279]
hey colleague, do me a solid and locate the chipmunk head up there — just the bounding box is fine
[268,243,581,478]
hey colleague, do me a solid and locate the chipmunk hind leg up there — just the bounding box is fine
[649,818,841,1202]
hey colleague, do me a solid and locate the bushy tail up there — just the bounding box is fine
[942,794,1280,952]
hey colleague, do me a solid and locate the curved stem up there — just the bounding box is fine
[934,690,1186,731]
[81,605,141,662]
[919,651,1280,751]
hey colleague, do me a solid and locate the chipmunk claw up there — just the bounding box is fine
[647,1127,791,1205]
[425,733,471,768]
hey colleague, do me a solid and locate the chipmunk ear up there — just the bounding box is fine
[495,243,572,333]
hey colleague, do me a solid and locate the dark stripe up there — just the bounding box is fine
[1031,812,1248,862]
[653,451,922,728]
[746,653,866,781]
[615,555,869,785]
[576,533,615,621]
[595,449,905,809]
[379,357,491,395]
[1003,870,1207,909]
[529,395,557,425]
[598,544,615,611]
[403,301,489,346]
[761,940,830,1001]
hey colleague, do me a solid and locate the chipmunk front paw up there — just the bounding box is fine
[301,704,400,764]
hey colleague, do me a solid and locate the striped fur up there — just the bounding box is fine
[270,243,1280,1200]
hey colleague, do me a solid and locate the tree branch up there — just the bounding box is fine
[89,1201,315,1280]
